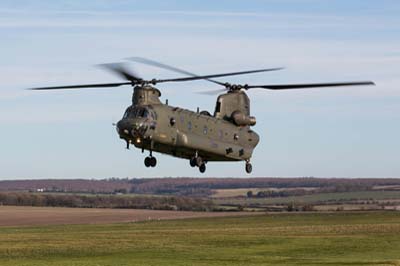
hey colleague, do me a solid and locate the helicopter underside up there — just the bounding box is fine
[137,140,242,162]
[130,138,253,174]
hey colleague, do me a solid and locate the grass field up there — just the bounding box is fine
[1,211,400,265]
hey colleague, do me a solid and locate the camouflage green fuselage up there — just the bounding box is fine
[116,85,260,162]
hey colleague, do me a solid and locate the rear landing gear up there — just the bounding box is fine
[245,161,252,174]
[199,163,206,173]
[189,154,207,173]
[189,157,196,167]
[195,156,203,167]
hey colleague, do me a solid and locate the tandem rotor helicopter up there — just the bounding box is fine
[29,57,374,174]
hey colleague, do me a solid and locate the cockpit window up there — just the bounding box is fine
[123,106,155,119]
[123,108,131,119]
[133,108,148,118]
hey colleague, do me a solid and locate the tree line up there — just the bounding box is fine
[1,177,400,197]
[0,192,215,211]
[247,184,374,198]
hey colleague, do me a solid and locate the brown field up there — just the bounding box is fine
[0,206,260,226]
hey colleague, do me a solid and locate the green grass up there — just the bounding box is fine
[1,212,400,265]
[215,190,400,206]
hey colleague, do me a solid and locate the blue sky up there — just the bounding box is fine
[0,0,399,179]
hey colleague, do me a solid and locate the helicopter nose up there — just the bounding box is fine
[116,119,148,138]
[116,119,133,137]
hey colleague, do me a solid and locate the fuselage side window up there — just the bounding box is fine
[215,101,221,114]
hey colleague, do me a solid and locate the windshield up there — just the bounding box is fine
[123,106,155,119]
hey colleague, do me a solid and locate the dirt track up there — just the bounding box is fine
[0,206,260,226]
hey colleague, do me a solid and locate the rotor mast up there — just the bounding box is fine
[132,85,162,105]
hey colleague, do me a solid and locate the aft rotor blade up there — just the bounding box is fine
[196,88,228,95]
[128,57,225,86]
[28,82,132,90]
[156,68,284,84]
[99,63,143,83]
[247,81,375,90]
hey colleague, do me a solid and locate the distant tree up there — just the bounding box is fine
[287,202,297,212]
[336,206,344,211]
[247,191,253,198]
[113,188,128,194]
[301,204,315,212]
[256,191,266,198]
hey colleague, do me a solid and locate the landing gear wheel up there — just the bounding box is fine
[144,157,151,167]
[190,157,196,167]
[245,163,252,174]
[149,157,157,167]
[199,163,206,173]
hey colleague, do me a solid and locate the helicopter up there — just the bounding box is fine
[29,57,375,174]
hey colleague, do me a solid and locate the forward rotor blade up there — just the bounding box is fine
[99,63,143,83]
[28,82,131,90]
[156,68,284,84]
[129,57,283,86]
[129,57,200,77]
[247,81,375,90]
[128,57,225,86]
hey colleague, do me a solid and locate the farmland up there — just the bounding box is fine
[3,178,400,212]
[0,206,259,227]
[1,211,400,265]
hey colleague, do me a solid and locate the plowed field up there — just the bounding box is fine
[0,206,259,226]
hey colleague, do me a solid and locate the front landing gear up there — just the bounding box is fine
[144,150,157,168]
[245,161,252,174]
[144,156,157,167]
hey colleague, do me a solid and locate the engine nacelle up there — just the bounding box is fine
[231,110,256,126]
